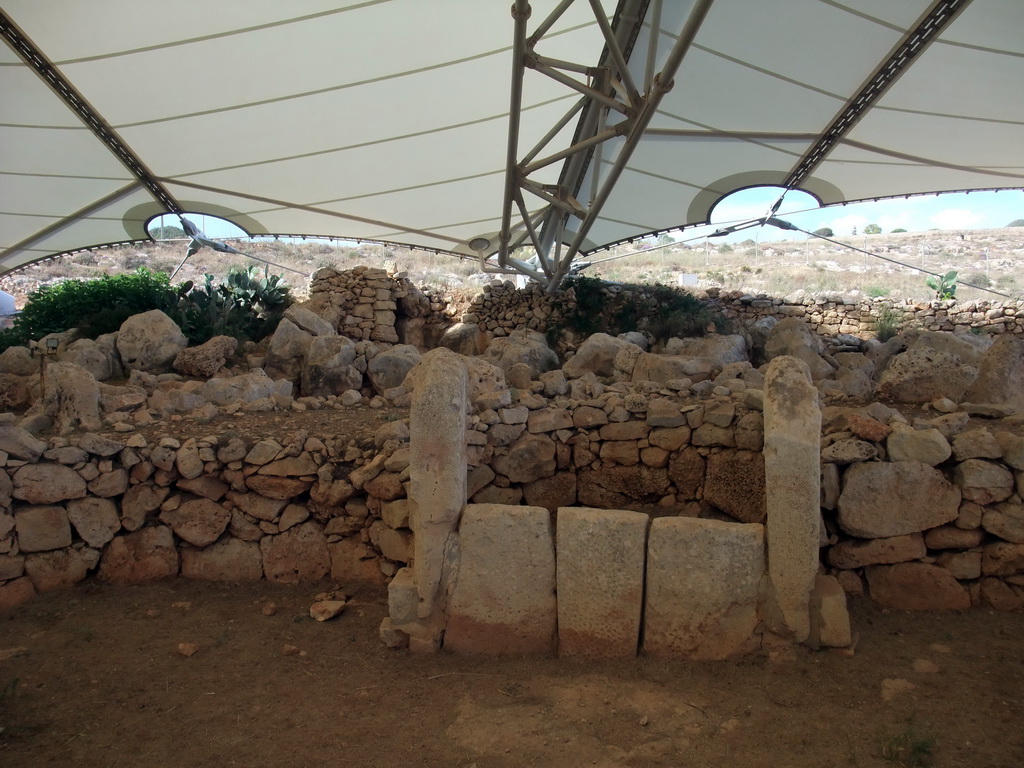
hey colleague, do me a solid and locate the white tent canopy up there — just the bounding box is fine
[2,0,1022,289]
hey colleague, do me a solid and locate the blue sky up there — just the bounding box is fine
[701,187,1024,244]
[151,186,1023,248]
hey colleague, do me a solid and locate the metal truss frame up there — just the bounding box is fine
[489,0,715,292]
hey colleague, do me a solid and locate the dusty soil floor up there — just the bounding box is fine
[0,581,1021,768]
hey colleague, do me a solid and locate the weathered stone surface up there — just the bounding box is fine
[980,577,1024,611]
[301,335,361,397]
[14,505,72,552]
[41,362,103,434]
[885,425,951,465]
[526,408,573,434]
[934,549,982,580]
[982,542,1024,576]
[982,503,1024,544]
[0,425,46,461]
[12,464,87,505]
[808,574,852,648]
[181,538,263,581]
[667,447,705,500]
[577,465,670,511]
[492,432,556,483]
[378,527,413,563]
[875,332,982,404]
[173,335,237,377]
[665,334,748,368]
[562,333,627,379]
[0,554,24,581]
[632,353,714,384]
[445,504,556,655]
[556,507,647,659]
[176,475,229,501]
[837,462,960,538]
[923,525,984,549]
[962,335,1024,412]
[199,369,277,405]
[98,526,179,584]
[259,521,330,583]
[244,475,313,499]
[367,344,421,395]
[116,310,187,374]
[865,563,971,610]
[284,304,335,337]
[521,471,577,512]
[0,577,36,612]
[952,428,1003,461]
[409,348,468,618]
[160,498,230,548]
[703,450,766,524]
[24,546,100,591]
[762,356,821,643]
[120,484,170,531]
[87,468,129,498]
[763,318,834,380]
[482,329,558,376]
[66,497,120,548]
[264,318,314,383]
[643,517,764,659]
[438,322,487,357]
[329,539,385,584]
[828,533,926,569]
[821,439,877,464]
[953,459,1014,505]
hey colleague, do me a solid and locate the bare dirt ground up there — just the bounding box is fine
[0,581,1021,768]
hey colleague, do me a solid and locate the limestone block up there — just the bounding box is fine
[387,566,419,625]
[643,517,764,660]
[838,462,960,538]
[981,542,1024,576]
[828,533,926,569]
[14,505,72,552]
[329,538,385,584]
[445,504,556,654]
[97,526,179,584]
[762,356,821,643]
[865,563,970,610]
[522,472,577,512]
[556,507,647,659]
[159,498,230,548]
[703,450,765,523]
[0,577,36,612]
[66,497,120,548]
[181,538,263,581]
[809,574,852,648]
[259,521,330,584]
[409,348,468,615]
[120,484,170,531]
[982,503,1024,544]
[25,546,100,591]
[12,463,87,505]
[953,459,1014,505]
[885,425,951,465]
[492,432,556,483]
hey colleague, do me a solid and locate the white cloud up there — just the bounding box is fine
[929,208,982,229]
[824,213,869,235]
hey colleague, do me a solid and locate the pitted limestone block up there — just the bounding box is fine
[444,504,556,655]
[556,507,648,659]
[643,517,764,660]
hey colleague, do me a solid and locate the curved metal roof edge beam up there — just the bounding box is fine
[0,11,181,216]
[785,0,974,189]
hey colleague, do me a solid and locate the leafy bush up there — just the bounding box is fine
[1006,219,1024,227]
[0,268,176,352]
[891,228,908,233]
[172,266,292,344]
[863,223,882,234]
[925,270,958,300]
[866,285,890,298]
[813,227,834,237]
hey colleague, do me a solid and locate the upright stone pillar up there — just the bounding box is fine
[387,348,466,650]
[762,355,822,643]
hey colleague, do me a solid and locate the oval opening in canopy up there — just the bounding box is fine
[708,186,820,230]
[146,213,248,242]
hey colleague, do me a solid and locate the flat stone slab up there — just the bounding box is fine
[556,507,648,659]
[444,504,556,654]
[643,517,764,660]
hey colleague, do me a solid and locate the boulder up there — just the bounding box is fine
[284,304,335,337]
[181,538,263,581]
[632,352,715,384]
[159,498,230,548]
[301,335,361,397]
[42,362,102,434]
[259,521,330,583]
[0,425,47,461]
[482,329,559,376]
[703,450,766,523]
[838,461,960,538]
[24,546,100,591]
[97,526,179,584]
[0,346,36,376]
[438,322,487,356]
[664,333,748,368]
[492,432,556,484]
[953,459,1015,505]
[13,463,87,504]
[885,424,951,465]
[763,318,834,380]
[173,335,238,377]
[14,505,72,552]
[0,373,31,411]
[264,318,314,383]
[60,338,115,381]
[199,369,277,405]
[66,497,121,548]
[367,344,421,395]
[116,310,187,373]
[875,331,983,404]
[865,563,970,610]
[962,335,1024,412]
[562,333,628,379]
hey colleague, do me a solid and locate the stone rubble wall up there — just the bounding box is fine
[461,278,1024,340]
[3,373,1021,614]
[303,264,452,348]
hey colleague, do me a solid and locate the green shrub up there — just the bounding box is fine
[874,307,904,342]
[891,228,908,233]
[0,268,176,352]
[172,266,292,344]
[866,285,890,298]
[925,270,957,300]
[812,227,834,237]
